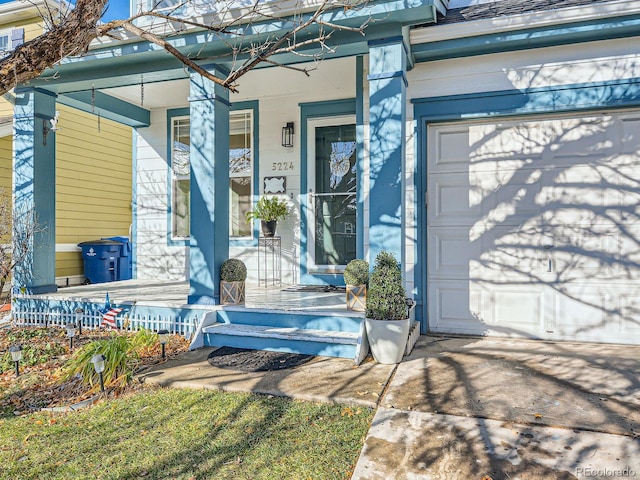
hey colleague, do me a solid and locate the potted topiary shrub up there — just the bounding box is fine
[220,258,247,305]
[364,251,411,364]
[344,259,368,312]
[245,196,289,237]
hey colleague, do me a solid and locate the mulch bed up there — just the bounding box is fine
[0,326,189,414]
[207,346,314,372]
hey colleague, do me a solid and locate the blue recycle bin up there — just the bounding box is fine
[102,236,132,281]
[77,239,123,284]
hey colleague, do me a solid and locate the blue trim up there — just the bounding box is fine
[412,77,640,121]
[413,77,640,334]
[14,86,57,98]
[412,13,640,63]
[131,130,138,279]
[12,87,58,294]
[58,91,150,127]
[187,73,230,304]
[230,100,260,247]
[26,0,438,95]
[299,99,357,285]
[356,56,365,260]
[166,107,190,247]
[367,37,406,267]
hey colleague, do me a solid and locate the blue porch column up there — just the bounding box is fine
[187,71,230,304]
[12,88,57,294]
[367,37,407,265]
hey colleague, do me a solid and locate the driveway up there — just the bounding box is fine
[353,336,640,480]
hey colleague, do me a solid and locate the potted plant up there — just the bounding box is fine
[220,258,247,305]
[344,259,368,312]
[364,251,411,364]
[245,196,289,237]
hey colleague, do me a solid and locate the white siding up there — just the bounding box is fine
[135,57,358,283]
[408,37,640,99]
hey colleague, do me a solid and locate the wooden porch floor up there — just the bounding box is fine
[45,279,353,314]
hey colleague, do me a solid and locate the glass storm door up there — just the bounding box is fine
[308,116,357,271]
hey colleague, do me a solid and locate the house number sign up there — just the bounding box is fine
[271,162,294,171]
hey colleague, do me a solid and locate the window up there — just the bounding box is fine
[171,117,191,238]
[229,111,253,237]
[170,110,255,240]
[0,32,9,54]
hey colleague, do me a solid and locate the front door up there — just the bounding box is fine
[307,115,357,273]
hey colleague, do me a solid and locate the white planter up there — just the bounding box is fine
[364,317,411,364]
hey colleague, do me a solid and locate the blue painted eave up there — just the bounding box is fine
[26,0,438,93]
[59,91,150,127]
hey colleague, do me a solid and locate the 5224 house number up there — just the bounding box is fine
[272,162,294,171]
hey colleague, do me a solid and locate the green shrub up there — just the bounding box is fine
[60,329,157,392]
[220,258,247,282]
[343,259,369,286]
[245,196,289,222]
[365,251,407,320]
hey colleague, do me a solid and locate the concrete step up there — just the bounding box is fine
[203,323,359,344]
[203,322,363,360]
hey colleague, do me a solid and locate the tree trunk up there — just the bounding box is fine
[0,0,108,96]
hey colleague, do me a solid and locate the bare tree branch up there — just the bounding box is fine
[0,0,370,97]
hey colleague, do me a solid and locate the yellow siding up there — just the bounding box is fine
[55,252,83,279]
[56,105,133,277]
[0,136,10,193]
[15,16,43,42]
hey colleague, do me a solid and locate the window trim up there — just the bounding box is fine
[166,101,259,247]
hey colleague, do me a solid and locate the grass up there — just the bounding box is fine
[0,387,373,480]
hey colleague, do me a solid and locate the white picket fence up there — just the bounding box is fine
[12,304,198,338]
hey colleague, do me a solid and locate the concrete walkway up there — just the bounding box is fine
[138,336,640,480]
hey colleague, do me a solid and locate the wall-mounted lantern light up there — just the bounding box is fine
[282,122,294,147]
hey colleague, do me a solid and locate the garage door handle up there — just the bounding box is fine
[543,245,554,272]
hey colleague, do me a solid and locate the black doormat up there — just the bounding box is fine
[282,285,346,293]
[207,346,314,372]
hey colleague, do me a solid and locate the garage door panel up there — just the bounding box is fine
[428,282,488,335]
[427,111,640,345]
[433,126,471,171]
[493,289,545,329]
[620,294,640,336]
[429,227,481,278]
[431,173,483,225]
[554,289,611,341]
[621,117,640,153]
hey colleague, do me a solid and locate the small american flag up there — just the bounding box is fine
[102,307,123,329]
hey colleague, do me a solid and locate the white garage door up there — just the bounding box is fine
[427,111,640,344]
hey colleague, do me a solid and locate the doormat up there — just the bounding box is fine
[207,347,314,372]
[282,285,346,293]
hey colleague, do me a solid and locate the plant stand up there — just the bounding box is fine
[220,281,246,305]
[258,236,282,287]
[346,285,366,312]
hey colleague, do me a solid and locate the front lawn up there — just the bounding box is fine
[0,387,373,479]
[0,327,373,479]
